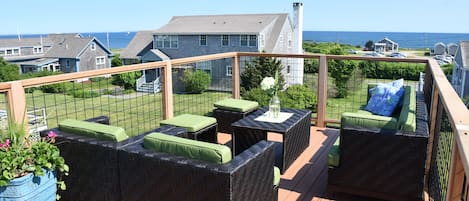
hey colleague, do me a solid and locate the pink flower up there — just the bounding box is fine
[0,139,10,149]
[48,131,57,139]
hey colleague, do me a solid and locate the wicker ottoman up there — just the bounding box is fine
[213,98,258,134]
[160,114,218,143]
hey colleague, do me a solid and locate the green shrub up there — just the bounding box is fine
[181,70,211,94]
[90,77,105,82]
[279,85,317,111]
[240,56,284,92]
[111,71,141,90]
[40,82,74,93]
[72,90,100,98]
[241,88,271,106]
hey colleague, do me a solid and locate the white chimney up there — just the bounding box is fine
[292,2,304,85]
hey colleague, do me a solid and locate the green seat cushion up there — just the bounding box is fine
[160,114,216,132]
[143,132,232,164]
[274,166,281,186]
[398,86,417,132]
[58,119,129,142]
[214,98,258,112]
[328,137,341,167]
[341,112,398,130]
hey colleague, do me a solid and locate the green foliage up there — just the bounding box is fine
[364,40,374,50]
[71,90,100,98]
[90,77,105,82]
[111,54,122,67]
[441,63,453,81]
[279,85,317,111]
[0,57,20,82]
[240,57,284,92]
[303,42,357,55]
[111,71,142,90]
[304,59,319,73]
[242,87,271,106]
[181,70,211,94]
[359,61,425,81]
[328,60,360,98]
[40,82,74,93]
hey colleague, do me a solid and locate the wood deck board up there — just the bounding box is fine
[218,126,386,201]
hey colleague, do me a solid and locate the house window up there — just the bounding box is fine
[155,35,178,48]
[240,35,257,47]
[287,65,291,74]
[66,60,70,67]
[0,50,4,55]
[33,46,43,54]
[226,64,232,76]
[90,42,96,51]
[5,48,20,56]
[196,61,212,75]
[288,33,292,48]
[221,35,229,46]
[200,35,207,46]
[96,56,106,65]
[279,35,284,48]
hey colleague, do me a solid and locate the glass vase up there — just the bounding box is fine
[269,95,281,118]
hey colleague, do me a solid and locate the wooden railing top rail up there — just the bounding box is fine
[427,59,469,177]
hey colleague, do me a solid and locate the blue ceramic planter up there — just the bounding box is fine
[0,170,57,201]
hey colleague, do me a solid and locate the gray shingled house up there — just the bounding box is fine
[122,2,304,93]
[0,33,112,75]
[452,41,469,98]
[374,37,399,53]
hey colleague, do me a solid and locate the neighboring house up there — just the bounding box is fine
[447,43,458,56]
[0,33,112,74]
[452,41,469,98]
[374,37,398,52]
[122,2,304,93]
[434,42,447,55]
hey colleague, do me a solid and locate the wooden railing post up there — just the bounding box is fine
[232,55,240,99]
[162,61,173,119]
[5,81,28,127]
[447,141,465,201]
[316,55,328,127]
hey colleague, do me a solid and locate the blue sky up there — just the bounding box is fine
[2,0,468,35]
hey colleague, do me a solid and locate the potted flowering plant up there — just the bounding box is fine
[260,68,281,118]
[0,113,69,200]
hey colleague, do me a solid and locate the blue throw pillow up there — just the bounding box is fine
[365,79,405,116]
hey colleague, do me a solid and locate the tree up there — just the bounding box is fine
[181,70,211,94]
[364,40,374,51]
[0,58,20,82]
[111,54,122,67]
[240,57,284,92]
[111,71,141,90]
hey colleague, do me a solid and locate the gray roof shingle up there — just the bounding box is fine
[154,13,288,34]
[121,30,154,59]
[44,37,94,58]
[0,37,53,48]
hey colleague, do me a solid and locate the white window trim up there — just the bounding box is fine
[240,35,257,47]
[96,56,106,65]
[221,35,230,46]
[4,47,20,56]
[259,34,265,47]
[33,46,43,54]
[155,35,179,49]
[90,42,96,51]
[226,64,232,76]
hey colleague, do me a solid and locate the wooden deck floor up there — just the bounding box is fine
[219,127,386,201]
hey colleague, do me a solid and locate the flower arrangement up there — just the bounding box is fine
[260,68,280,97]
[0,113,69,196]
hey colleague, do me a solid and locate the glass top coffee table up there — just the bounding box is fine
[231,107,311,173]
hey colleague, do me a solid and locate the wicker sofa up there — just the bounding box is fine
[328,85,429,201]
[118,135,279,201]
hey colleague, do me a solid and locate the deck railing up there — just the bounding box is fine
[0,52,468,201]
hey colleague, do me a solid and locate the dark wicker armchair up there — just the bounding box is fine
[40,117,186,201]
[328,92,429,201]
[118,139,278,201]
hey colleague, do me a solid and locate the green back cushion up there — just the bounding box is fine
[160,114,216,132]
[398,86,417,132]
[214,98,258,112]
[58,119,129,142]
[143,132,232,164]
[273,167,281,186]
[341,112,398,130]
[328,137,341,167]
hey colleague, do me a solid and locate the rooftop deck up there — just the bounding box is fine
[219,127,385,201]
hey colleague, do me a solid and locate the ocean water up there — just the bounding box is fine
[303,31,469,49]
[2,31,469,49]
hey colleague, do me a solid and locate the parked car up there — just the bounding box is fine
[389,52,407,58]
[348,49,358,54]
[364,52,384,57]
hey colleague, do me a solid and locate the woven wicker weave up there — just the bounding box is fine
[118,140,278,201]
[328,92,429,201]
[213,108,256,134]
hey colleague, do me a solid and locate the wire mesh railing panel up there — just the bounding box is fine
[323,60,425,126]
[171,59,232,116]
[0,93,8,131]
[26,71,164,136]
[428,103,455,201]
